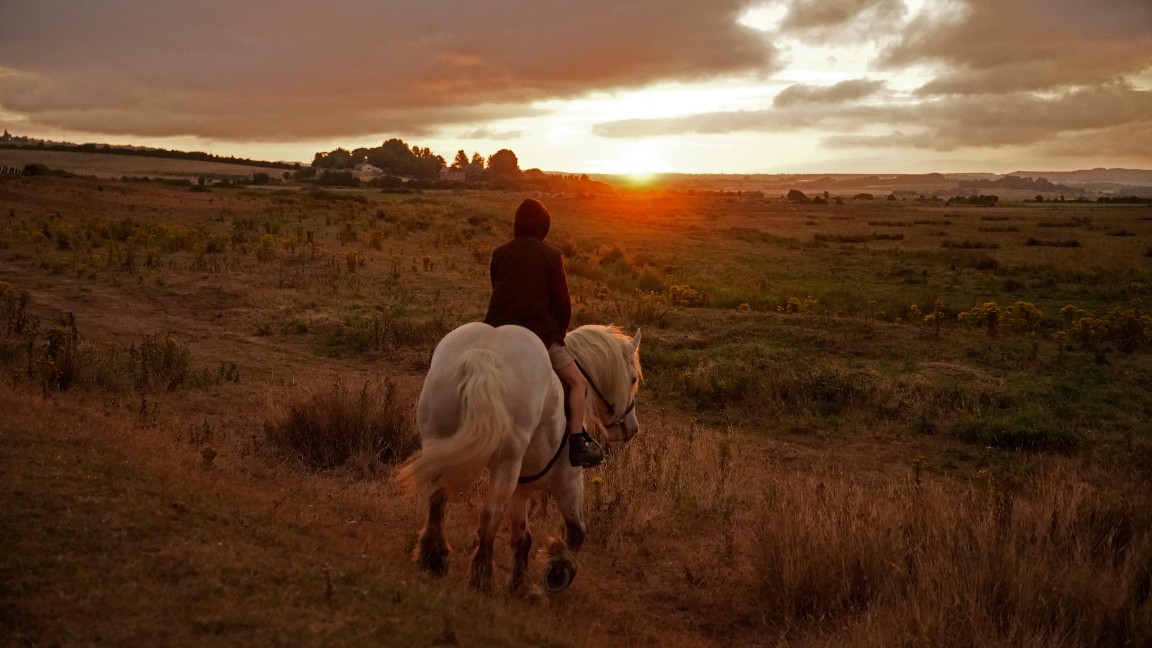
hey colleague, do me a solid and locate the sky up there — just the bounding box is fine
[1,0,1151,175]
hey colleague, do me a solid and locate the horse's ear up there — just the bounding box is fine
[630,329,641,352]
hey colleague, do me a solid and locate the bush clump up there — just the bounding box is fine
[263,378,417,471]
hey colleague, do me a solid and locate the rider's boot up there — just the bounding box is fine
[568,430,604,468]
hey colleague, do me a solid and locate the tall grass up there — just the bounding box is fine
[750,468,1151,646]
[263,377,417,471]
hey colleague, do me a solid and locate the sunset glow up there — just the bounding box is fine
[1,0,1150,174]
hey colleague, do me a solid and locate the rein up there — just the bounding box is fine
[517,433,568,485]
[575,359,635,429]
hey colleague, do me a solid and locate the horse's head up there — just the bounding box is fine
[569,326,643,443]
[612,329,642,442]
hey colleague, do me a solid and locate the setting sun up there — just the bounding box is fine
[596,144,672,179]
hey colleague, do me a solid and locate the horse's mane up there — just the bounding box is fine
[565,325,642,425]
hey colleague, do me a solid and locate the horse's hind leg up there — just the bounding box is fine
[545,482,586,593]
[469,467,518,593]
[417,488,451,577]
[508,489,537,597]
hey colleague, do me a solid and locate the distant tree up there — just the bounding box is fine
[251,172,271,185]
[313,148,355,169]
[467,152,486,176]
[317,170,359,187]
[452,150,469,170]
[487,149,521,178]
[786,189,809,203]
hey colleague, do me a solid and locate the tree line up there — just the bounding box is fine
[958,175,1075,194]
[309,138,611,193]
[311,138,523,181]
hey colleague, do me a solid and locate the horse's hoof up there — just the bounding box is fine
[513,582,545,603]
[468,574,493,594]
[544,562,575,593]
[420,552,449,578]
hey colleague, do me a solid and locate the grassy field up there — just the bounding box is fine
[0,148,291,182]
[2,172,1151,646]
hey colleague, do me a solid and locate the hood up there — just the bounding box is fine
[513,197,551,240]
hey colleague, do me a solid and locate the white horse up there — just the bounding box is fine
[394,322,642,594]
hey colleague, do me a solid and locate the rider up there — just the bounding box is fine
[483,197,604,468]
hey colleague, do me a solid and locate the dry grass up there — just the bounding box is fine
[2,173,1152,646]
[263,377,418,472]
[749,469,1151,646]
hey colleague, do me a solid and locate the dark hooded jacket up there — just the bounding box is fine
[483,198,572,347]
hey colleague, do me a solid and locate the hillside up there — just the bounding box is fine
[0,148,293,182]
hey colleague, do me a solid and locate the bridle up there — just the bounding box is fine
[575,358,635,430]
[516,355,635,486]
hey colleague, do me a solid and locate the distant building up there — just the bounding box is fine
[0,129,12,143]
[439,168,466,183]
[353,163,383,182]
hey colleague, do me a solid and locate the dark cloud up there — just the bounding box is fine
[777,0,905,42]
[882,0,1152,95]
[773,79,885,107]
[0,0,778,140]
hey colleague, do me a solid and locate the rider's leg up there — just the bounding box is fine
[554,360,587,438]
[549,344,603,468]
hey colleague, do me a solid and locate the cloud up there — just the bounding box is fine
[0,0,779,141]
[881,0,1152,95]
[772,78,885,107]
[594,77,886,136]
[457,127,524,140]
[595,83,1152,164]
[777,0,906,43]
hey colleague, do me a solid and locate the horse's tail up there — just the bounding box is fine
[394,348,511,496]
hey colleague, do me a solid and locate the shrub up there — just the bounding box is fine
[130,332,193,391]
[1057,299,1152,355]
[815,233,870,243]
[326,310,452,357]
[666,284,707,307]
[943,240,999,250]
[263,378,417,471]
[1026,237,1081,247]
[953,405,1078,451]
[957,301,1045,337]
[625,291,670,328]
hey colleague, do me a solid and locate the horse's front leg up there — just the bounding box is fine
[416,488,450,577]
[507,489,538,598]
[545,472,586,593]
[469,464,519,593]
